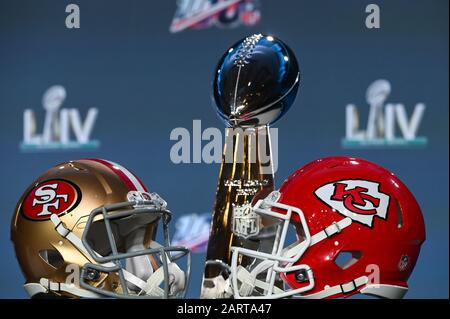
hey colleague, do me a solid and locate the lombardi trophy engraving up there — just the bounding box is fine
[201,34,300,298]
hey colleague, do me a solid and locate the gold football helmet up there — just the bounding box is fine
[11,158,191,298]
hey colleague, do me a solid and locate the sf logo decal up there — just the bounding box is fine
[32,184,69,216]
[22,180,80,220]
[315,180,390,227]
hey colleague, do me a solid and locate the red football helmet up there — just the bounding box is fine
[230,156,425,299]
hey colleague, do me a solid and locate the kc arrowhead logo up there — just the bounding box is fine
[314,179,390,227]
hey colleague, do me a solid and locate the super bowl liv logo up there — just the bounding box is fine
[21,85,99,151]
[172,213,211,253]
[342,79,427,147]
[170,0,260,33]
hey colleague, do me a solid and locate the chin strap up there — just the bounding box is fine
[232,216,406,299]
[310,217,352,246]
[236,265,285,297]
[51,214,91,257]
[140,262,185,297]
[278,217,353,263]
[293,217,371,298]
[235,268,368,299]
[24,214,184,299]
[129,241,186,297]
[293,276,369,299]
[233,217,357,299]
[360,284,408,299]
[28,279,102,298]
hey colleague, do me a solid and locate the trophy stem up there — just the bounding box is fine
[201,125,275,298]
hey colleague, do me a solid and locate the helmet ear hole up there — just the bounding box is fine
[39,249,65,269]
[334,251,362,270]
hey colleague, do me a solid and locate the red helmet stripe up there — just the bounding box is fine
[84,158,148,192]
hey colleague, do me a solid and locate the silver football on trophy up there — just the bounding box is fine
[213,34,300,127]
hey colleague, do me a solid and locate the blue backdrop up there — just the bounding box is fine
[0,0,448,298]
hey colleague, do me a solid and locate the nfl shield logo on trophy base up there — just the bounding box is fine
[231,203,260,239]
